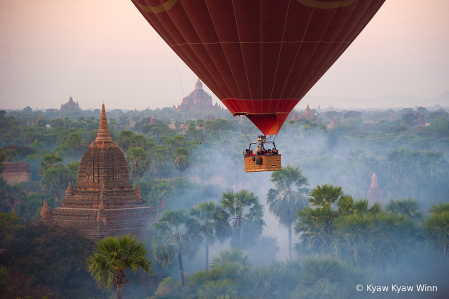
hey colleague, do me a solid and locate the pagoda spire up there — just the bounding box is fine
[95,104,113,145]
[66,183,73,195]
[135,182,141,196]
[40,200,51,219]
[367,173,383,206]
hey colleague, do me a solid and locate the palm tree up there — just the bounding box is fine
[153,209,202,298]
[295,184,343,255]
[172,147,190,178]
[267,165,309,259]
[219,190,265,249]
[189,201,226,271]
[152,146,168,181]
[385,198,424,222]
[86,234,152,299]
[126,147,151,182]
[333,212,412,271]
[210,248,252,277]
[424,203,449,254]
[308,184,344,207]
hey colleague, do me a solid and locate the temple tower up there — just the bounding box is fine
[367,173,383,206]
[42,104,155,237]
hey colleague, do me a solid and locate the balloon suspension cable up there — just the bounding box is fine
[240,122,252,143]
[173,52,191,122]
[198,46,204,145]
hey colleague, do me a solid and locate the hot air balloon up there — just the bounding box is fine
[131,0,386,172]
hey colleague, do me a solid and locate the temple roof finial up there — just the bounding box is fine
[135,182,141,196]
[66,183,73,195]
[41,200,51,219]
[95,104,113,145]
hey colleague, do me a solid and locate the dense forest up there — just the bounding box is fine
[0,104,448,298]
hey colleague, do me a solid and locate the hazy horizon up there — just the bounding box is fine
[1,0,449,110]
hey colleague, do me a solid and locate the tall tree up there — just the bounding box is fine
[172,147,190,179]
[295,184,343,255]
[117,130,135,152]
[189,201,225,271]
[424,203,449,254]
[41,166,70,202]
[87,234,152,299]
[153,209,202,298]
[385,198,423,222]
[219,190,265,249]
[267,165,309,259]
[67,132,82,151]
[152,145,169,181]
[39,153,63,176]
[126,147,151,182]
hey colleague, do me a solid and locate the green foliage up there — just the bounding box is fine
[17,192,53,221]
[0,218,100,298]
[126,147,151,182]
[171,147,190,177]
[87,234,152,297]
[332,212,414,268]
[424,203,449,254]
[189,201,227,270]
[308,184,344,207]
[0,148,7,173]
[293,256,368,299]
[39,153,63,175]
[197,279,238,299]
[152,145,169,181]
[219,190,265,249]
[41,166,70,201]
[153,209,202,267]
[37,119,46,128]
[67,132,82,150]
[385,198,424,222]
[0,179,27,213]
[150,276,182,299]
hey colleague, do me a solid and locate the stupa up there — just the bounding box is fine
[298,104,317,120]
[367,173,383,206]
[43,104,155,237]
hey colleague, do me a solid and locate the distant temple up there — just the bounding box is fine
[1,162,31,186]
[367,173,383,206]
[298,104,317,120]
[41,104,155,238]
[327,116,338,129]
[389,113,395,121]
[415,111,425,128]
[173,79,223,111]
[59,96,81,113]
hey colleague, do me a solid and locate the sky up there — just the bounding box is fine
[0,0,448,111]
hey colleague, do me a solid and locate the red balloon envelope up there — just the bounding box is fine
[132,0,385,135]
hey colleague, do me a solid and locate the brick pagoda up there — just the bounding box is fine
[367,173,383,207]
[41,104,155,237]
